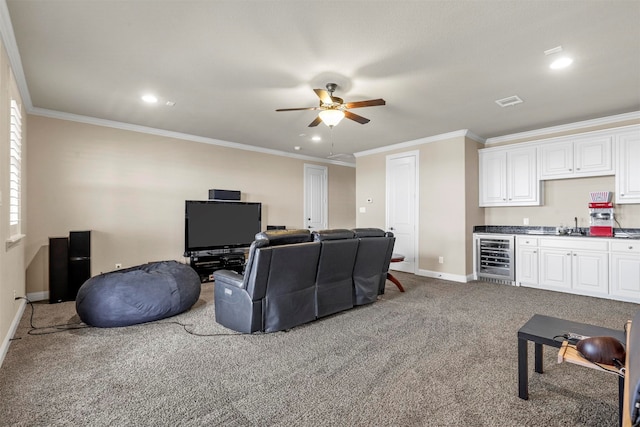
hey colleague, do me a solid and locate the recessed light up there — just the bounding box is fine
[550,57,573,69]
[294,146,301,151]
[165,101,176,107]
[311,136,322,142]
[141,94,158,103]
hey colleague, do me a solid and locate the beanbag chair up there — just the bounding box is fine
[76,261,201,327]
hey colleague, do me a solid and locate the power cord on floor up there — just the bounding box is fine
[156,320,245,337]
[14,296,90,336]
[12,296,250,338]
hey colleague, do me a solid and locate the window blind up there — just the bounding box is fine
[9,99,22,234]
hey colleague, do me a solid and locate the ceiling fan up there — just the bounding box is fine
[276,83,385,127]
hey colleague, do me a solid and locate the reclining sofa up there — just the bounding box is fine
[212,228,395,333]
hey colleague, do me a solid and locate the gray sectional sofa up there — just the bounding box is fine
[212,228,395,333]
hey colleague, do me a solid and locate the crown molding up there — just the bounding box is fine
[0,0,32,108]
[29,108,355,168]
[484,111,640,145]
[354,129,485,158]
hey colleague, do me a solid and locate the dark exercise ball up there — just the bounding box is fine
[576,336,626,365]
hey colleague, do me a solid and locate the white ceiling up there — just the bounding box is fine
[4,0,640,163]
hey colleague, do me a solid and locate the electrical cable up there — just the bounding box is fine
[13,297,256,338]
[156,320,245,337]
[14,296,90,336]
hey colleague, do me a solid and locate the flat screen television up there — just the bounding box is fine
[184,200,262,255]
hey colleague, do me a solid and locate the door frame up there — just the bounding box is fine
[385,150,419,274]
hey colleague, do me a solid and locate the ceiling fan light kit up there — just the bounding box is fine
[318,109,345,127]
[276,82,385,128]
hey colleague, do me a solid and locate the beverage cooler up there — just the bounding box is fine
[474,234,515,282]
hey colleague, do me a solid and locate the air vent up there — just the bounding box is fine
[328,153,355,161]
[544,46,563,56]
[495,95,523,108]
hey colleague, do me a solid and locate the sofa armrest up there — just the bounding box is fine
[212,270,245,289]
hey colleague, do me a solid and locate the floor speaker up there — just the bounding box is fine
[68,231,91,301]
[49,237,69,303]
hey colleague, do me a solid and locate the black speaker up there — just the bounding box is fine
[209,189,241,201]
[49,237,69,304]
[68,231,91,301]
[69,230,91,259]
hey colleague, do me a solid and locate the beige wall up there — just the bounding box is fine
[356,134,480,278]
[464,137,485,273]
[0,38,27,359]
[484,175,640,228]
[25,116,355,294]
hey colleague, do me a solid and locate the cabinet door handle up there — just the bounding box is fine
[567,253,571,256]
[569,168,572,171]
[533,250,537,254]
[630,246,634,250]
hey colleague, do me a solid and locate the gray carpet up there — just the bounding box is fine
[1,273,638,426]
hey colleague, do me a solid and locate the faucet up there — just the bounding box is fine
[574,217,578,233]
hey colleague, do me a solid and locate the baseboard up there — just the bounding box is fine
[27,291,49,302]
[0,298,26,369]
[417,269,470,283]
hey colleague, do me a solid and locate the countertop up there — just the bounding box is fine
[473,225,640,240]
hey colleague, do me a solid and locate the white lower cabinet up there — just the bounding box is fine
[610,241,640,302]
[516,237,538,286]
[517,236,612,299]
[539,248,573,290]
[571,250,609,297]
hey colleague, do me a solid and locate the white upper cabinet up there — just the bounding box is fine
[479,146,539,207]
[479,124,639,208]
[539,134,613,180]
[615,125,640,204]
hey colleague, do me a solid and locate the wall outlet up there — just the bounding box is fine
[523,218,529,225]
[115,263,122,269]
[438,256,444,264]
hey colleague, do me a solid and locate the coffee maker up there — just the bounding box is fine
[589,191,614,237]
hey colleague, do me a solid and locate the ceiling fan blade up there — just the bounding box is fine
[314,89,333,104]
[344,110,370,124]
[276,107,319,112]
[344,99,386,109]
[308,116,322,127]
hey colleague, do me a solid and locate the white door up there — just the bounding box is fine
[304,164,328,232]
[386,151,418,273]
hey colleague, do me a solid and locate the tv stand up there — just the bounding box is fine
[188,249,246,282]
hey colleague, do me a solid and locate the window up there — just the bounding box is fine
[9,98,22,237]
